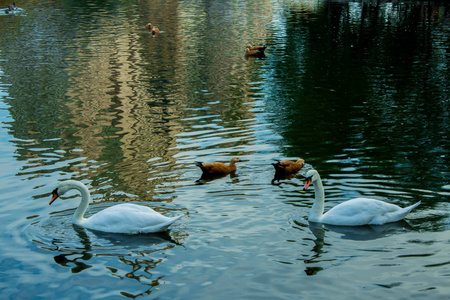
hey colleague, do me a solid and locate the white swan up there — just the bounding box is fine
[303,170,420,226]
[49,180,182,234]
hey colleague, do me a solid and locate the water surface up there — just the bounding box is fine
[0,0,449,299]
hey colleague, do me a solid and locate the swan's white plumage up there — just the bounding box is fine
[303,170,420,226]
[49,180,181,234]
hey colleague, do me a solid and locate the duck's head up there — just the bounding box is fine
[303,169,319,190]
[230,157,241,163]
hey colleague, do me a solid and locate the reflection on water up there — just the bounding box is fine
[309,220,415,242]
[265,1,450,190]
[0,0,449,299]
[303,220,420,277]
[195,171,240,185]
[55,226,93,274]
[31,221,182,296]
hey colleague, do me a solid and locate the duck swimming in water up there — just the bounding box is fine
[151,26,160,36]
[196,157,241,177]
[5,2,17,13]
[145,23,153,30]
[247,44,267,52]
[271,158,305,184]
[245,44,266,57]
[272,158,304,175]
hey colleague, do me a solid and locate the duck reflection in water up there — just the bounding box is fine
[196,172,240,184]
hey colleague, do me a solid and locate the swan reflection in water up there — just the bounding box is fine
[309,220,415,241]
[51,225,93,273]
[303,221,415,276]
[49,224,181,274]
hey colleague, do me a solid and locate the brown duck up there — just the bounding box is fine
[145,23,153,31]
[152,27,160,36]
[196,157,241,177]
[272,159,304,174]
[245,44,266,57]
[247,44,267,51]
[145,23,160,36]
[272,159,305,184]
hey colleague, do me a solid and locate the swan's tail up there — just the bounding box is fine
[161,215,182,228]
[139,215,182,234]
[404,201,421,213]
[391,201,421,223]
[169,215,183,223]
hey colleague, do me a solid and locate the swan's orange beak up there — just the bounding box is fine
[49,189,59,205]
[303,177,312,191]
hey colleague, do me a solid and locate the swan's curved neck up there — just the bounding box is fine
[69,182,91,225]
[309,176,325,222]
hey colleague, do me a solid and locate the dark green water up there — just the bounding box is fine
[0,0,449,299]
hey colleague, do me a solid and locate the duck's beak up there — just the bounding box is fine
[303,177,312,191]
[49,189,59,205]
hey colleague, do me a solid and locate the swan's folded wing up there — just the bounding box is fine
[370,201,421,225]
[322,198,403,226]
[83,203,181,234]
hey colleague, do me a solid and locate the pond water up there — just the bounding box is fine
[0,0,449,299]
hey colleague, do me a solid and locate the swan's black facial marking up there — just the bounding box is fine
[303,176,312,191]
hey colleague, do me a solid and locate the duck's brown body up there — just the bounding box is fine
[272,159,304,174]
[152,27,160,36]
[245,45,266,57]
[247,44,267,51]
[196,157,241,176]
[145,23,153,31]
[271,158,305,184]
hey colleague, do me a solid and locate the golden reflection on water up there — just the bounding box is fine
[1,1,450,300]
[58,0,281,198]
